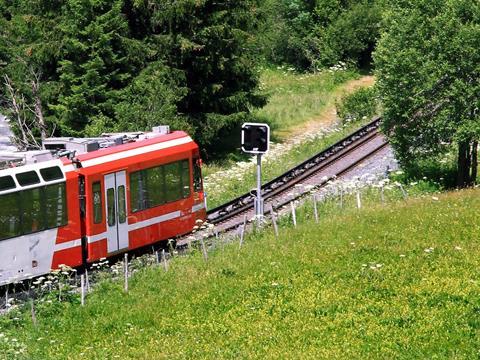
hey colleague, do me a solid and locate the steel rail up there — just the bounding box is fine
[209,135,389,235]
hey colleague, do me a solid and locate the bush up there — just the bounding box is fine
[336,87,378,123]
[313,1,383,69]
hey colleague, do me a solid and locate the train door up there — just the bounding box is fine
[104,171,129,253]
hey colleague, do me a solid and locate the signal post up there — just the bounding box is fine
[241,123,270,224]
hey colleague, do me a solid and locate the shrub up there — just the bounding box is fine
[336,87,378,123]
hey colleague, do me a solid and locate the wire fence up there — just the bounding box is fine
[0,172,422,321]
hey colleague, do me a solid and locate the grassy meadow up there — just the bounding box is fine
[2,187,480,359]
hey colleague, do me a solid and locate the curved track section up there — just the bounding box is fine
[202,118,387,234]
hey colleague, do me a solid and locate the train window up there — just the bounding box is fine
[129,159,191,213]
[40,166,64,182]
[164,162,182,202]
[44,183,68,228]
[107,188,116,227]
[0,175,15,191]
[193,158,203,192]
[147,166,165,207]
[0,192,21,240]
[21,187,44,233]
[16,171,40,186]
[117,185,126,224]
[0,183,68,241]
[181,160,191,197]
[130,171,146,212]
[92,182,103,224]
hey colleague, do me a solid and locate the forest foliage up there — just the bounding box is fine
[0,0,384,151]
[0,0,267,150]
[256,0,385,70]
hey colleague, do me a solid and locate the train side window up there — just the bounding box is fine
[164,162,182,202]
[130,171,146,212]
[0,184,67,240]
[181,160,191,198]
[21,187,44,233]
[193,158,203,192]
[117,185,126,224]
[147,166,165,207]
[0,192,21,240]
[40,166,64,182]
[16,171,40,186]
[130,158,191,212]
[44,183,67,228]
[0,175,15,191]
[92,182,103,224]
[107,188,116,227]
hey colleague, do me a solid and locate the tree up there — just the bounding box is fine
[313,0,383,69]
[0,0,266,152]
[255,0,385,71]
[144,0,267,149]
[50,0,146,136]
[374,0,480,187]
[0,0,62,148]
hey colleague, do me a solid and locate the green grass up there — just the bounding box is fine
[255,67,359,138]
[2,188,480,359]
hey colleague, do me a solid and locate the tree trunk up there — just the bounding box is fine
[457,141,469,188]
[466,141,472,185]
[471,141,478,185]
[31,71,47,140]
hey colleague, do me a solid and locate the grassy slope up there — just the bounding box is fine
[254,67,358,138]
[202,68,361,209]
[4,189,480,359]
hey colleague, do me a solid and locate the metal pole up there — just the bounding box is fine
[256,154,263,223]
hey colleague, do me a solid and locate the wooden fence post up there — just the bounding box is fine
[124,254,129,293]
[31,299,37,327]
[270,205,279,239]
[162,249,168,271]
[398,184,408,200]
[200,237,208,262]
[313,194,319,223]
[85,269,90,292]
[339,186,344,209]
[290,201,297,228]
[81,274,86,306]
[239,215,247,248]
[356,189,362,209]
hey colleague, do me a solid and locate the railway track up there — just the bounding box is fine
[180,117,388,241]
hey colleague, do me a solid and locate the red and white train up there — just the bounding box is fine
[0,126,206,285]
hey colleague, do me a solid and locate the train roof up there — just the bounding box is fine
[0,126,198,193]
